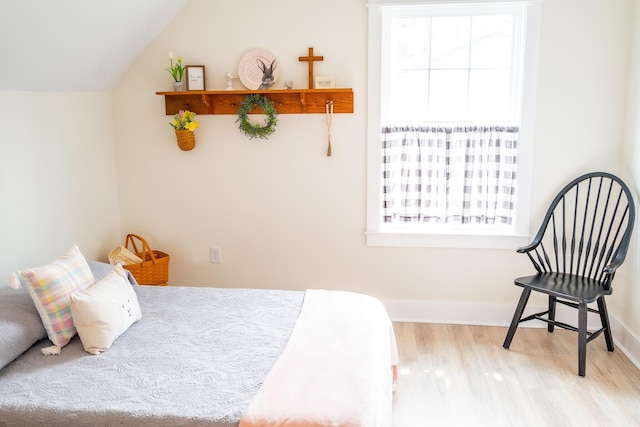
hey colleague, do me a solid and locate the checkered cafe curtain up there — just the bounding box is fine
[382,125,518,225]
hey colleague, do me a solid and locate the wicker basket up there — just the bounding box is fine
[122,234,170,285]
[175,129,196,151]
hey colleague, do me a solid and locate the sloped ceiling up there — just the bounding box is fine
[0,0,188,91]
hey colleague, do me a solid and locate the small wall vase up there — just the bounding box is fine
[175,129,195,151]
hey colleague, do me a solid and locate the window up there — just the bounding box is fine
[366,0,541,248]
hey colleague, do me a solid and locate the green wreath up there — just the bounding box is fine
[236,94,278,139]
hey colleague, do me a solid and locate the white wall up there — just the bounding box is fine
[532,0,631,212]
[112,0,634,310]
[0,92,122,283]
[620,0,640,363]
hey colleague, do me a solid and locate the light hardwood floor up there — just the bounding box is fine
[392,322,640,427]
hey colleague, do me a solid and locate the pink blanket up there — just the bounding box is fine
[240,290,398,427]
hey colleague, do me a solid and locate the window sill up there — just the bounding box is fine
[365,230,531,249]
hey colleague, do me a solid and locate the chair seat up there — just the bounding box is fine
[515,273,612,304]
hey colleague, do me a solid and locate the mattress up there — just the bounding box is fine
[0,284,304,426]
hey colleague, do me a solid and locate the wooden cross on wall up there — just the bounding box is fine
[299,47,324,89]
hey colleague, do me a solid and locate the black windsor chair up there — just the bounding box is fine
[503,172,635,376]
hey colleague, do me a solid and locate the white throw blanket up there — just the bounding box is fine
[240,289,398,427]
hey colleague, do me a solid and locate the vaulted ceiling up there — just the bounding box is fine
[0,0,188,91]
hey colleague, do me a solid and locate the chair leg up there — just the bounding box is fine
[503,288,531,349]
[578,303,588,377]
[597,297,614,352]
[547,295,557,333]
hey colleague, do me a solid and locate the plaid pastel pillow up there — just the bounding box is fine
[14,245,95,350]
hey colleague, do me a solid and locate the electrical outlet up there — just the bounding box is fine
[210,247,221,264]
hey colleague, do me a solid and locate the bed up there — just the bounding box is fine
[0,255,398,427]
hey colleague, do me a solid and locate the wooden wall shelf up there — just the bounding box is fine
[156,89,354,115]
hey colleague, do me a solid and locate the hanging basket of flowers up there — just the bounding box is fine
[170,110,199,151]
[175,129,195,151]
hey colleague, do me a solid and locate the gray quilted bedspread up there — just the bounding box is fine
[0,285,304,427]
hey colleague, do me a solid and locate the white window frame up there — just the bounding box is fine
[366,0,542,249]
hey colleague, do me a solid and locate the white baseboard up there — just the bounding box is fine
[382,299,640,370]
[382,299,518,327]
[610,315,640,370]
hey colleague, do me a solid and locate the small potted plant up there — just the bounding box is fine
[165,52,186,91]
[170,110,199,151]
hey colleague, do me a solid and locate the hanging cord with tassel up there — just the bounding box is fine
[325,100,334,157]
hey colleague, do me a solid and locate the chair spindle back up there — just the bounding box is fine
[524,172,635,286]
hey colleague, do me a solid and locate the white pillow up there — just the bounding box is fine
[70,264,142,355]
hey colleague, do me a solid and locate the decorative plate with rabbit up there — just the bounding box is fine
[238,48,280,90]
